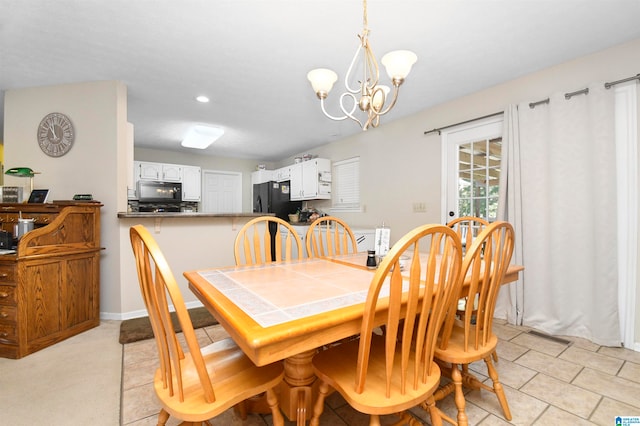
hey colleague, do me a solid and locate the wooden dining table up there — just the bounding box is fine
[185,252,524,424]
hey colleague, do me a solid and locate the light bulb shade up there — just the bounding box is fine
[307,68,338,96]
[372,85,391,110]
[5,167,35,177]
[381,50,417,81]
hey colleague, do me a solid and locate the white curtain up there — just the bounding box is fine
[498,84,620,346]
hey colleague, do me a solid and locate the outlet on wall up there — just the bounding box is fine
[412,202,426,213]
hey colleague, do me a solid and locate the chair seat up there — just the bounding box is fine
[434,325,498,364]
[312,335,442,416]
[155,337,284,422]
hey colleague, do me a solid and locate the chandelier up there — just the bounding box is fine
[307,0,417,130]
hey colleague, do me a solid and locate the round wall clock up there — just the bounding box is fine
[37,112,75,157]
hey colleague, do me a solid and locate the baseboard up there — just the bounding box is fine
[100,300,205,321]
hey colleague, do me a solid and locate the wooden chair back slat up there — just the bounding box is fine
[130,225,215,403]
[234,216,302,265]
[305,216,358,258]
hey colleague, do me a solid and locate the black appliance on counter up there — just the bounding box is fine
[253,180,302,260]
[253,181,301,220]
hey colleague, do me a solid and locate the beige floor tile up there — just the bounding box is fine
[520,373,601,418]
[618,361,640,384]
[495,339,530,362]
[559,346,624,375]
[560,335,601,352]
[598,346,640,364]
[589,397,640,425]
[493,322,526,341]
[573,368,640,409]
[516,350,583,382]
[466,384,548,425]
[469,357,537,390]
[477,413,513,425]
[510,333,570,357]
[534,406,596,425]
[122,382,162,425]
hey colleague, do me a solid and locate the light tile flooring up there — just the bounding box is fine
[122,319,640,425]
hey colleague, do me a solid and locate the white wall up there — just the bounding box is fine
[4,80,128,317]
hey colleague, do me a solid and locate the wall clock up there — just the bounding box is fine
[37,112,75,157]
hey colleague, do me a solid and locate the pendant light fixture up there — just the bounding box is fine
[307,0,417,130]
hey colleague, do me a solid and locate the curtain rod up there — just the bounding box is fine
[529,72,639,109]
[423,111,503,135]
[424,73,640,130]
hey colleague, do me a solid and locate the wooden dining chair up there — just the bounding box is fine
[234,216,302,265]
[129,224,285,426]
[431,221,515,426]
[447,216,489,255]
[446,216,498,361]
[310,224,463,426]
[305,216,358,258]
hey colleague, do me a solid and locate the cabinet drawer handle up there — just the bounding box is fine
[0,273,8,278]
[0,312,7,318]
[0,292,8,298]
[0,332,7,338]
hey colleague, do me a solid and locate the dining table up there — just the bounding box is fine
[184,252,524,425]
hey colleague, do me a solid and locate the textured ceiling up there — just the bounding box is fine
[2,0,640,161]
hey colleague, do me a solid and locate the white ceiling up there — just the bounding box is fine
[2,0,640,161]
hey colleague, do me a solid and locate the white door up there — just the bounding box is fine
[441,117,503,223]
[202,170,242,213]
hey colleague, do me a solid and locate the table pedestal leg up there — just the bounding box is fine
[276,349,318,425]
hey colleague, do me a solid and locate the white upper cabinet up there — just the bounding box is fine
[290,158,331,201]
[136,161,182,182]
[181,166,202,201]
[275,166,291,182]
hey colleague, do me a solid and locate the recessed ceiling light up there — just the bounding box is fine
[195,95,210,103]
[181,125,224,149]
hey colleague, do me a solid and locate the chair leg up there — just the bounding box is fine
[310,380,330,426]
[369,414,382,426]
[492,350,499,363]
[265,387,285,426]
[424,395,445,426]
[451,364,469,426]
[484,356,512,421]
[157,409,170,426]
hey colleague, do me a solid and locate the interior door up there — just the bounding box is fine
[202,170,242,213]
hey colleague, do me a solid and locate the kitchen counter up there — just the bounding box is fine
[117,211,273,219]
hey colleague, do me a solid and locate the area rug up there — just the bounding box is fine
[119,307,218,344]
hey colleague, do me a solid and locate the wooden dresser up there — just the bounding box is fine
[0,202,102,359]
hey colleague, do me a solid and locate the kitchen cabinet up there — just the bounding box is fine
[136,161,182,182]
[251,169,275,185]
[275,166,291,182]
[290,158,331,201]
[181,166,202,202]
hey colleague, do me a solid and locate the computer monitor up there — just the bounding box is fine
[27,189,49,203]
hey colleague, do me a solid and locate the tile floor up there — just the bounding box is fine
[122,319,640,425]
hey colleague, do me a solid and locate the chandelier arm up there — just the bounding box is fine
[344,43,365,94]
[319,98,349,121]
[363,43,380,91]
[371,85,401,117]
[339,93,365,128]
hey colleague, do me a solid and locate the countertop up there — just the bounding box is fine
[117,212,273,219]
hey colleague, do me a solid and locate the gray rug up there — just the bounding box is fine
[119,307,218,344]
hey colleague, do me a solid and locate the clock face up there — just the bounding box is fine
[37,112,75,157]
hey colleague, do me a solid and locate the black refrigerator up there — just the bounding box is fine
[253,181,302,261]
[253,180,301,220]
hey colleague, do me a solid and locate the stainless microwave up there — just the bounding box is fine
[137,181,182,202]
